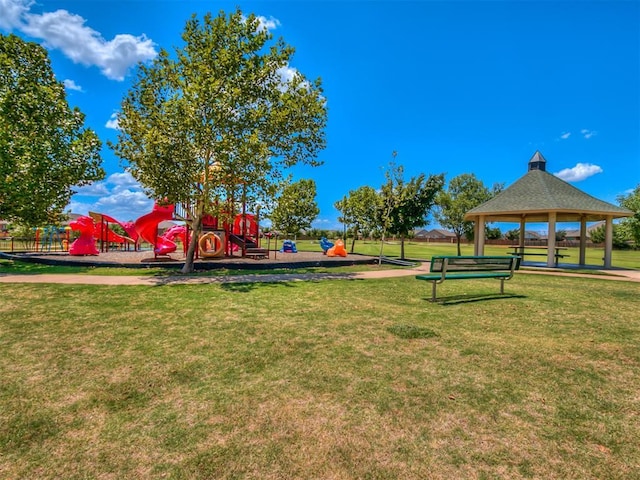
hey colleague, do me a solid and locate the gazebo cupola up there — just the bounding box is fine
[528,151,547,172]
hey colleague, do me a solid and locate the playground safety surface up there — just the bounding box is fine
[2,250,377,270]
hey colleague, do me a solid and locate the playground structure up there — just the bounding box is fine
[35,226,70,252]
[89,212,137,252]
[69,216,99,255]
[327,238,348,257]
[320,237,334,254]
[67,200,266,260]
[280,239,297,253]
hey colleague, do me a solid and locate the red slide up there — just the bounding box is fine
[134,203,176,255]
[89,212,137,245]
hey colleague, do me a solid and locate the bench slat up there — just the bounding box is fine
[417,272,511,281]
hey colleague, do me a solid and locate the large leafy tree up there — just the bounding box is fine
[589,223,629,249]
[335,185,378,252]
[0,34,104,227]
[435,173,501,255]
[269,178,319,238]
[378,162,445,260]
[618,184,640,246]
[110,10,326,272]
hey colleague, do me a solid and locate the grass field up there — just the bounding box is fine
[1,273,639,479]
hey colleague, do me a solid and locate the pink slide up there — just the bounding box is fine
[89,212,138,245]
[134,203,176,255]
[157,225,188,255]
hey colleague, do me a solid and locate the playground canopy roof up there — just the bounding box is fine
[464,151,633,223]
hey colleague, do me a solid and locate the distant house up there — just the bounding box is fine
[415,228,457,241]
[524,231,543,240]
[564,222,605,241]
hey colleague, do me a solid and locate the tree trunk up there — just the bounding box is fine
[400,234,406,260]
[181,204,204,274]
[456,234,462,256]
[350,228,358,253]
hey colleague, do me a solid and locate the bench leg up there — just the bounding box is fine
[431,282,437,302]
[500,278,504,294]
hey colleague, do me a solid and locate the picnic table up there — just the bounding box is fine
[506,245,568,266]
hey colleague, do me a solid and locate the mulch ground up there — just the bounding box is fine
[5,249,378,270]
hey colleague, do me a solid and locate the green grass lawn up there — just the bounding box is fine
[1,274,639,478]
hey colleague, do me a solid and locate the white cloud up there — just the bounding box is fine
[0,0,30,29]
[559,132,571,140]
[94,189,154,220]
[581,129,596,139]
[554,163,603,182]
[74,182,109,196]
[256,15,281,32]
[242,13,280,33]
[107,171,141,192]
[105,112,120,130]
[277,65,297,84]
[63,78,82,91]
[2,0,157,80]
[68,171,154,221]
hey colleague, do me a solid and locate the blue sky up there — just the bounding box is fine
[2,0,639,231]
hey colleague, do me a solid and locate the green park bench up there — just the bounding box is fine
[416,255,520,302]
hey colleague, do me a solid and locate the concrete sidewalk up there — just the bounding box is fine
[1,262,639,286]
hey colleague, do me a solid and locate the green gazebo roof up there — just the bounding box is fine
[464,152,633,223]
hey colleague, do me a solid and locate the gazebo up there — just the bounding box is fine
[464,152,633,268]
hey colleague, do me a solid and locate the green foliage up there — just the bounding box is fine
[109,10,327,272]
[378,162,445,259]
[617,184,640,246]
[0,34,104,227]
[589,224,630,249]
[435,173,496,255]
[485,226,503,240]
[335,185,379,251]
[505,228,520,241]
[268,178,319,237]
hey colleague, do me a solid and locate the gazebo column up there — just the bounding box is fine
[519,216,526,247]
[547,212,557,268]
[603,216,614,268]
[579,215,587,265]
[476,215,486,256]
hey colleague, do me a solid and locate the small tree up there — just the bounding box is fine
[268,179,319,238]
[485,226,503,240]
[435,173,501,255]
[555,229,567,242]
[0,34,104,226]
[378,162,444,260]
[111,10,326,273]
[335,185,378,253]
[589,224,629,249]
[617,184,640,247]
[505,228,520,241]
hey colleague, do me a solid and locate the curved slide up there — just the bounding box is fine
[89,212,137,245]
[134,203,177,255]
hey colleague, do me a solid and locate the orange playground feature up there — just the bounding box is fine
[326,239,347,257]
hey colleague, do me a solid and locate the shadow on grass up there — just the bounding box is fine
[145,274,360,291]
[387,324,439,339]
[427,293,527,306]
